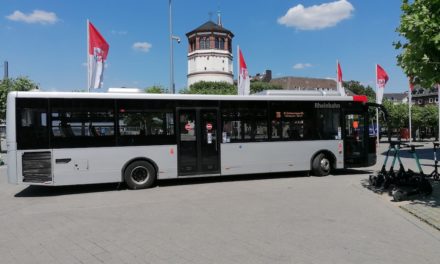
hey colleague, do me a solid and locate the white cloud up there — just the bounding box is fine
[133,42,152,53]
[6,10,59,25]
[293,63,312,70]
[278,0,354,30]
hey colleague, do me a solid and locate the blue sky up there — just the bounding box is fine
[0,0,408,93]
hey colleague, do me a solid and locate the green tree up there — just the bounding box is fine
[182,81,237,95]
[394,0,440,88]
[343,80,376,102]
[0,76,38,121]
[250,81,282,94]
[145,85,167,94]
[414,104,438,139]
[382,100,409,133]
[411,105,424,139]
[180,80,283,95]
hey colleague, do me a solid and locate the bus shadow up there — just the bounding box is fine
[157,171,308,187]
[380,148,434,160]
[14,183,123,197]
[157,169,371,187]
[14,169,372,197]
[332,169,372,176]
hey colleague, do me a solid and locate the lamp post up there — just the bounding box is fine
[169,0,180,94]
[3,61,8,80]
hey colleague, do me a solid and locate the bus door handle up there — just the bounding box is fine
[56,158,72,164]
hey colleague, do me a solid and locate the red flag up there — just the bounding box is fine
[376,64,389,88]
[239,49,248,74]
[409,77,414,91]
[336,61,346,95]
[88,21,109,89]
[237,47,250,95]
[376,64,389,104]
[337,62,342,83]
[88,22,109,59]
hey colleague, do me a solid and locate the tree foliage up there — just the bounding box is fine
[181,80,282,95]
[382,100,438,140]
[0,76,38,121]
[394,0,440,87]
[250,81,282,94]
[145,85,167,94]
[382,100,408,131]
[343,80,376,102]
[181,81,237,95]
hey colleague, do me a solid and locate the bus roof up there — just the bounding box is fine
[9,91,367,103]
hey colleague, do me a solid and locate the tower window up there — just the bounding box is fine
[199,37,205,49]
[199,37,210,50]
[215,37,225,50]
[205,37,210,49]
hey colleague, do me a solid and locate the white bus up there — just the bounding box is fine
[6,90,377,189]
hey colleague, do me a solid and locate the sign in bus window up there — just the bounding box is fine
[180,114,196,142]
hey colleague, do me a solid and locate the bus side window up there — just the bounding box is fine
[60,121,74,138]
[16,98,49,150]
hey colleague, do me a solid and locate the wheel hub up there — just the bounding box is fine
[131,166,149,184]
[320,158,330,171]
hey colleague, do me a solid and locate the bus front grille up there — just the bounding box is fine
[22,152,52,183]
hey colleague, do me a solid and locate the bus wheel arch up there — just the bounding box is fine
[311,150,336,176]
[122,158,158,189]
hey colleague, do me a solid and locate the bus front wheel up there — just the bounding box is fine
[124,161,156,189]
[312,153,331,176]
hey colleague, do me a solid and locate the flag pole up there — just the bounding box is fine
[376,64,380,147]
[87,19,90,92]
[438,84,440,141]
[237,45,240,95]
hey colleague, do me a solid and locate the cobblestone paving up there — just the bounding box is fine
[400,181,440,230]
[2,165,440,264]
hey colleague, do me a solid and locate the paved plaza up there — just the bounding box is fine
[1,143,440,263]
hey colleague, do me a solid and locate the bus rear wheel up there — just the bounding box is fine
[312,153,331,176]
[124,161,156,189]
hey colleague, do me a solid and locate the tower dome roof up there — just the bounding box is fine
[186,21,234,37]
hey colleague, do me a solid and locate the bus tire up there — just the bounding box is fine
[124,161,156,189]
[312,153,331,176]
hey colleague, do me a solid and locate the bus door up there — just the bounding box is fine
[177,108,220,176]
[343,111,368,167]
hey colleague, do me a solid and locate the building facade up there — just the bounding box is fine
[411,88,438,106]
[269,76,337,92]
[383,93,408,104]
[186,19,234,87]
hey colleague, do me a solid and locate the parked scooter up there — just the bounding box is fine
[391,144,433,201]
